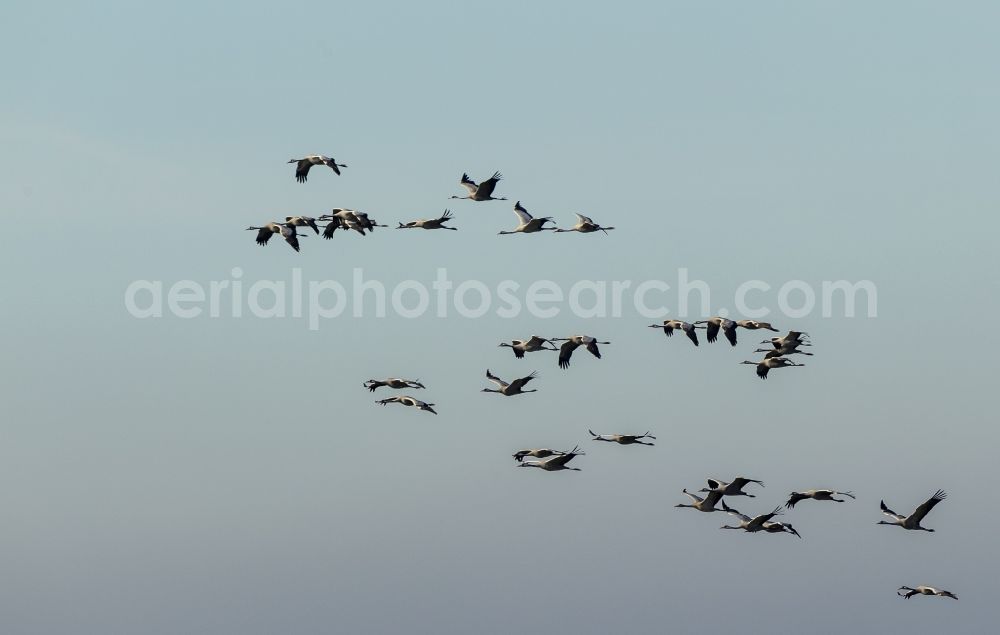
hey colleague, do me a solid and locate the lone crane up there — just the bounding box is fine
[498,336,559,359]
[451,171,507,201]
[364,378,426,392]
[740,357,804,379]
[553,336,609,369]
[878,490,947,531]
[498,202,556,235]
[676,489,725,513]
[786,489,855,508]
[554,213,615,234]
[288,155,347,182]
[762,521,802,538]
[374,395,437,415]
[897,586,958,600]
[482,369,539,396]
[588,430,656,446]
[397,210,458,230]
[736,320,780,332]
[246,221,306,252]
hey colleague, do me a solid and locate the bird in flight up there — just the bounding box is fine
[553,335,609,369]
[288,155,347,182]
[246,221,306,252]
[451,171,507,201]
[878,490,947,531]
[897,586,957,600]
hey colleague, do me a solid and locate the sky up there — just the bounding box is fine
[1,1,998,633]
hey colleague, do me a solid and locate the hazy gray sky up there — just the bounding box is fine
[2,1,997,633]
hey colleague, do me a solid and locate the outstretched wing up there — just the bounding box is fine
[476,171,502,198]
[721,501,750,522]
[525,335,547,348]
[295,159,312,183]
[731,477,763,490]
[255,227,273,246]
[702,489,724,509]
[785,492,807,509]
[586,340,602,359]
[558,340,577,369]
[459,173,478,195]
[880,500,905,521]
[781,523,802,538]
[723,323,738,347]
[322,220,341,239]
[757,506,783,524]
[746,507,781,531]
[485,369,508,388]
[910,490,946,523]
[543,452,577,469]
[685,327,699,346]
[704,321,719,343]
[325,157,342,175]
[513,201,533,225]
[509,372,537,391]
[575,213,595,224]
[281,226,301,252]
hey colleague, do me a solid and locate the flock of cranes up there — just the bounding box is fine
[362,369,954,596]
[255,153,955,602]
[247,167,614,251]
[648,319,813,379]
[248,204,617,248]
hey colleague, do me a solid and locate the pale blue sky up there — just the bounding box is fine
[2,1,998,633]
